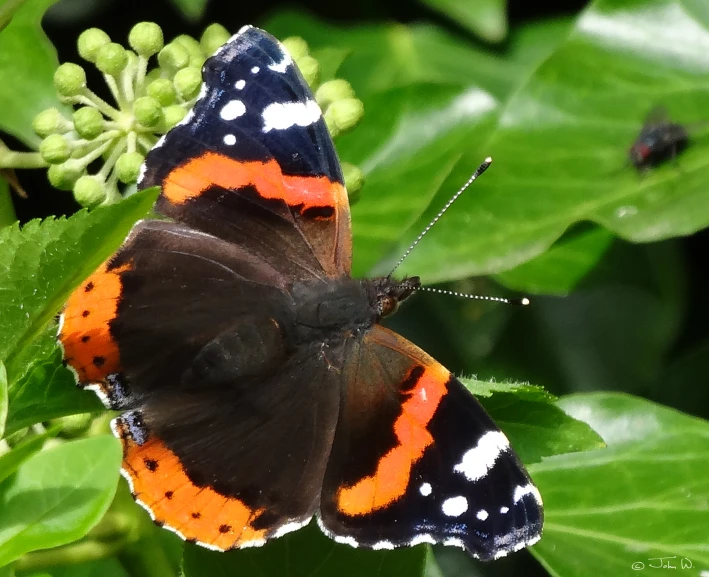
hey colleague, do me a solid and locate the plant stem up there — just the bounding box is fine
[14,539,126,572]
[0,150,47,170]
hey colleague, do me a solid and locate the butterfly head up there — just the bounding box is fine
[370,276,421,319]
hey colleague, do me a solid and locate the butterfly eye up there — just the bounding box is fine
[380,296,400,317]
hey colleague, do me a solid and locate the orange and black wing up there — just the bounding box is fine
[139,26,351,281]
[59,218,342,549]
[318,325,543,561]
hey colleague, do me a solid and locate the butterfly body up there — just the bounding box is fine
[58,25,542,561]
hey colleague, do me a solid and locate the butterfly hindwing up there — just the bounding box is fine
[318,325,543,560]
[139,26,351,279]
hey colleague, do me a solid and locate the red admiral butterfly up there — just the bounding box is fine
[58,25,543,560]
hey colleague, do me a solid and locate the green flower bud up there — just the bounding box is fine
[115,151,145,184]
[47,162,83,191]
[54,63,87,97]
[161,104,187,130]
[73,175,106,207]
[77,28,111,63]
[143,68,162,85]
[32,107,67,137]
[54,413,93,436]
[173,34,204,67]
[147,77,177,106]
[342,161,364,202]
[200,23,230,57]
[315,79,355,109]
[39,134,71,164]
[95,42,129,76]
[296,55,320,89]
[173,67,202,101]
[158,42,190,71]
[282,36,309,61]
[128,22,164,57]
[133,96,163,127]
[72,107,105,140]
[324,98,364,137]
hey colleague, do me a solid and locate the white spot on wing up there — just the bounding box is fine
[273,518,311,538]
[513,483,543,505]
[251,66,260,74]
[223,134,236,145]
[441,496,468,517]
[268,49,293,73]
[420,387,427,402]
[409,534,436,547]
[500,506,509,514]
[334,535,359,548]
[262,100,321,132]
[443,537,467,551]
[316,515,358,548]
[372,540,395,550]
[220,99,246,121]
[85,383,111,408]
[235,79,246,90]
[476,509,489,521]
[419,482,432,497]
[453,430,510,481]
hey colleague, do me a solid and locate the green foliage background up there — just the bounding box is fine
[0,0,708,576]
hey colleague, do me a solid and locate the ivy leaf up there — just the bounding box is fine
[494,227,615,295]
[166,0,207,22]
[0,0,63,147]
[530,393,709,576]
[182,521,425,577]
[395,0,709,282]
[0,425,59,485]
[462,379,605,463]
[0,361,6,439]
[0,435,121,567]
[419,0,508,43]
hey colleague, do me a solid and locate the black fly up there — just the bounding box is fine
[629,106,688,171]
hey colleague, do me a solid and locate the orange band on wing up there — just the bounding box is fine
[163,152,345,210]
[336,363,449,516]
[59,261,130,383]
[120,429,267,549]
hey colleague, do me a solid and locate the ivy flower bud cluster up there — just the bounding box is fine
[31,23,365,208]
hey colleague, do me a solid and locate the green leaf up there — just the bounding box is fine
[0,435,122,567]
[394,0,709,282]
[0,425,58,484]
[0,361,6,439]
[530,393,709,576]
[0,0,63,147]
[419,0,508,43]
[5,329,101,436]
[494,227,615,295]
[0,188,157,381]
[342,84,496,276]
[182,521,426,577]
[166,0,207,22]
[264,11,532,100]
[462,379,605,463]
[45,557,129,577]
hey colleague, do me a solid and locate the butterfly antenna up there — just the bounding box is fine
[388,156,493,277]
[416,286,530,306]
